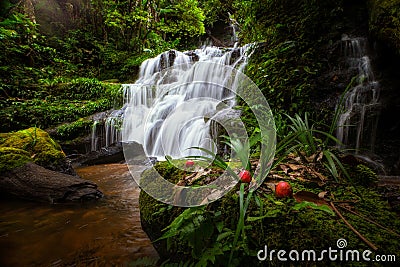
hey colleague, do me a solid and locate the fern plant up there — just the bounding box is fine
[155,205,232,266]
[157,131,266,266]
[284,112,353,183]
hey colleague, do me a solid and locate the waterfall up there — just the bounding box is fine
[228,12,239,44]
[122,45,252,160]
[336,35,380,153]
[90,109,123,151]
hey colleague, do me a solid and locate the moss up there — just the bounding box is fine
[0,147,31,172]
[139,161,191,259]
[55,118,93,141]
[139,188,182,260]
[139,161,185,219]
[140,161,184,203]
[369,0,400,55]
[0,127,67,171]
[140,164,400,265]
[139,161,184,224]
[352,164,378,186]
[0,79,122,133]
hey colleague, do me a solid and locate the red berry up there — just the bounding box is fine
[239,170,252,183]
[275,181,293,198]
[185,160,195,168]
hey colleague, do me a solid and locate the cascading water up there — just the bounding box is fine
[90,110,123,151]
[336,35,380,153]
[121,45,252,160]
[228,12,239,44]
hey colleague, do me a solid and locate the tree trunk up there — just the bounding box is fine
[0,162,103,203]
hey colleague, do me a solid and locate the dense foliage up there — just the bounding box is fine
[369,0,400,56]
[0,77,121,132]
[140,160,400,266]
[232,0,347,136]
[0,0,208,133]
[0,0,381,136]
[136,1,400,266]
[1,1,400,266]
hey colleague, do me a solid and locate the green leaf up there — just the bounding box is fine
[165,155,173,165]
[247,209,282,221]
[215,221,224,233]
[216,231,232,242]
[292,201,335,216]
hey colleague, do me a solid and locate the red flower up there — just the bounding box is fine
[239,170,251,183]
[185,160,195,168]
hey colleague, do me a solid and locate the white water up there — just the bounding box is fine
[336,36,380,153]
[90,110,124,151]
[228,12,239,44]
[122,45,252,159]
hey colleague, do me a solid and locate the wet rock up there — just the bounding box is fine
[184,51,199,62]
[377,175,400,212]
[160,50,177,69]
[208,108,242,157]
[0,162,103,203]
[47,110,115,155]
[73,144,125,166]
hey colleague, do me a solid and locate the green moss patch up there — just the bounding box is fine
[0,147,31,172]
[369,0,400,55]
[0,79,122,132]
[55,118,93,141]
[0,127,67,172]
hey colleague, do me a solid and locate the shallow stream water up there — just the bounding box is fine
[0,163,158,266]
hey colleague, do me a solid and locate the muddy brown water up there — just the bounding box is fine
[0,164,159,266]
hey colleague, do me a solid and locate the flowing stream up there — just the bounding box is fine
[0,164,158,266]
[0,42,254,265]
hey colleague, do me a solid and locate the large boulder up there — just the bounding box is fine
[0,127,74,174]
[0,127,103,202]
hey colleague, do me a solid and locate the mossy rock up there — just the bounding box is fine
[0,147,31,172]
[55,118,93,141]
[139,162,185,259]
[139,162,400,266]
[0,127,73,174]
[352,164,378,186]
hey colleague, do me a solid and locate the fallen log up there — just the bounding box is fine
[0,162,103,203]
